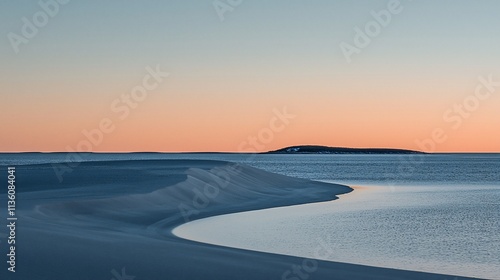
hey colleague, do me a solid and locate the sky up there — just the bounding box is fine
[1,0,499,152]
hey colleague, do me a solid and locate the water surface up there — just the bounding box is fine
[2,153,499,278]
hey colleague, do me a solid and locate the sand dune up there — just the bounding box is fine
[1,160,478,279]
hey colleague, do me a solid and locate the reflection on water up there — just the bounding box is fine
[174,184,500,279]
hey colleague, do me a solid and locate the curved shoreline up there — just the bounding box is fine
[7,159,480,280]
[171,183,484,278]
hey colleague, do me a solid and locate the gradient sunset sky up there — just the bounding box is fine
[1,0,499,152]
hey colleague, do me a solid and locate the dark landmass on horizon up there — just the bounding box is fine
[6,148,500,154]
[265,145,425,154]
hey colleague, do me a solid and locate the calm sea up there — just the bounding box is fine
[2,153,499,279]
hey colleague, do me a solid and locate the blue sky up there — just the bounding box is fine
[1,0,499,152]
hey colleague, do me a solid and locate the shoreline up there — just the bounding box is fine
[4,159,480,280]
[171,183,487,278]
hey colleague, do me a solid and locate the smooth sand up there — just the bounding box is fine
[1,160,479,279]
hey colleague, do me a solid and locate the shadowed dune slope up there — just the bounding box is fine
[1,160,478,280]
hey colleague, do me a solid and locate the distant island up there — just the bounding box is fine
[265,145,424,154]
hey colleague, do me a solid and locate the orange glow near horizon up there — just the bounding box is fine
[2,2,500,153]
[1,83,499,153]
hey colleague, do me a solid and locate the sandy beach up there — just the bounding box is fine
[1,159,480,280]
